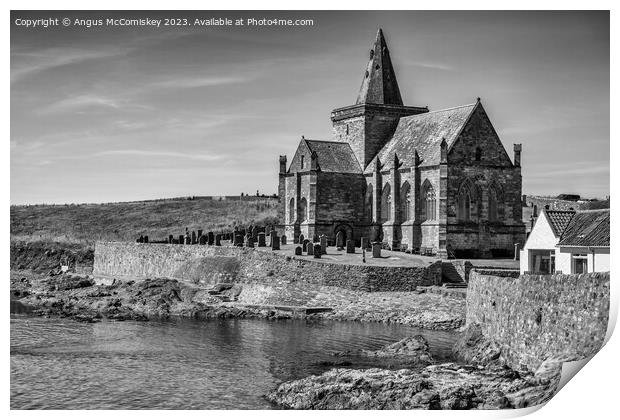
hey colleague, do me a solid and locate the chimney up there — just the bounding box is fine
[279,155,287,174]
[514,144,522,167]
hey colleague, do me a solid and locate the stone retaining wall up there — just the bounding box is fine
[93,242,442,292]
[466,271,610,372]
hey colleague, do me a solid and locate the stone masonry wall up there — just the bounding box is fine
[93,242,443,292]
[466,271,610,372]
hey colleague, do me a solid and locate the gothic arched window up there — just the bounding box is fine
[401,182,411,221]
[381,183,391,223]
[488,189,498,222]
[420,180,436,221]
[458,192,471,221]
[299,197,308,222]
[288,197,295,224]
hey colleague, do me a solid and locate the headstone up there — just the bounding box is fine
[306,242,313,255]
[199,235,207,245]
[294,246,302,255]
[252,226,259,241]
[271,234,281,251]
[185,234,191,245]
[302,239,310,252]
[179,235,184,245]
[137,235,143,243]
[313,243,322,259]
[258,232,266,247]
[269,230,278,247]
[298,234,305,245]
[168,235,173,244]
[335,231,344,250]
[144,235,148,243]
[281,235,287,245]
[215,234,222,246]
[234,234,243,247]
[197,230,203,240]
[245,235,254,248]
[372,243,382,258]
[346,239,355,254]
[319,235,327,255]
[361,237,370,250]
[207,231,214,245]
[191,231,197,244]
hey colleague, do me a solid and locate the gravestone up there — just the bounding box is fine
[258,232,266,247]
[313,243,322,259]
[215,234,222,246]
[281,235,287,245]
[336,231,344,250]
[294,246,302,255]
[271,234,280,251]
[298,234,305,246]
[306,242,314,255]
[319,235,327,255]
[269,230,278,247]
[372,243,382,258]
[199,235,207,245]
[302,239,310,252]
[245,236,254,248]
[234,234,243,247]
[191,231,197,245]
[361,237,370,250]
[207,232,214,246]
[197,230,203,240]
[179,235,184,245]
[144,235,148,243]
[346,240,355,254]
[252,226,259,241]
[185,234,191,245]
[168,235,173,244]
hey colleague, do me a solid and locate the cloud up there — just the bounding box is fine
[153,76,252,89]
[11,47,128,83]
[404,60,454,71]
[94,149,225,162]
[38,94,152,115]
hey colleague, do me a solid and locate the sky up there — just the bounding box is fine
[10,10,609,204]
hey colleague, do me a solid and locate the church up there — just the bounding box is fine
[277,29,526,258]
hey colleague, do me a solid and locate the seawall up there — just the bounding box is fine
[465,271,610,372]
[93,242,442,292]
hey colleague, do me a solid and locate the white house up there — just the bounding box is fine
[520,208,609,275]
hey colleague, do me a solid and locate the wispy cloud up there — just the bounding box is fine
[95,149,224,162]
[38,94,152,115]
[404,60,454,71]
[153,76,251,89]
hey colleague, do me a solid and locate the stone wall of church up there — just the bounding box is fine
[315,172,366,224]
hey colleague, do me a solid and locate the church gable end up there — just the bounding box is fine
[288,139,313,173]
[448,102,514,167]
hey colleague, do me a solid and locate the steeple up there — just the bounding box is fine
[356,28,403,106]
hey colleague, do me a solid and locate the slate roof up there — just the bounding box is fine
[364,103,477,173]
[304,139,362,174]
[544,209,576,238]
[557,209,610,247]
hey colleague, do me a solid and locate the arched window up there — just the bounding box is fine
[458,192,471,221]
[401,182,411,221]
[299,197,308,222]
[366,184,374,222]
[488,189,498,222]
[288,197,295,224]
[381,183,391,223]
[420,180,436,221]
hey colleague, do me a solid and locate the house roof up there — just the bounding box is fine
[304,139,362,174]
[557,209,610,247]
[364,103,477,173]
[544,209,576,238]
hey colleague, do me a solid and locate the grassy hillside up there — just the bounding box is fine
[11,196,279,244]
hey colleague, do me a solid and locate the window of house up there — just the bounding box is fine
[572,254,588,274]
[300,155,305,169]
[530,250,555,274]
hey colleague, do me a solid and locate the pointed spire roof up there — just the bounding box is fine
[356,28,403,106]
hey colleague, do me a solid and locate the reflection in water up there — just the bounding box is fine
[11,314,457,409]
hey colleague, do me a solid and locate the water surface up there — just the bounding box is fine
[11,313,457,409]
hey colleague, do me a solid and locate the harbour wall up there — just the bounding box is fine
[93,242,443,292]
[466,271,610,372]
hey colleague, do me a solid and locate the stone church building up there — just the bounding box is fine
[278,29,525,258]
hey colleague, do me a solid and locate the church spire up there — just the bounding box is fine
[356,28,403,106]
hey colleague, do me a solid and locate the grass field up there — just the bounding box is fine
[11,196,279,245]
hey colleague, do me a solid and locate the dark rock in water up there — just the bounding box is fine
[334,335,434,367]
[266,362,561,410]
[451,323,502,366]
